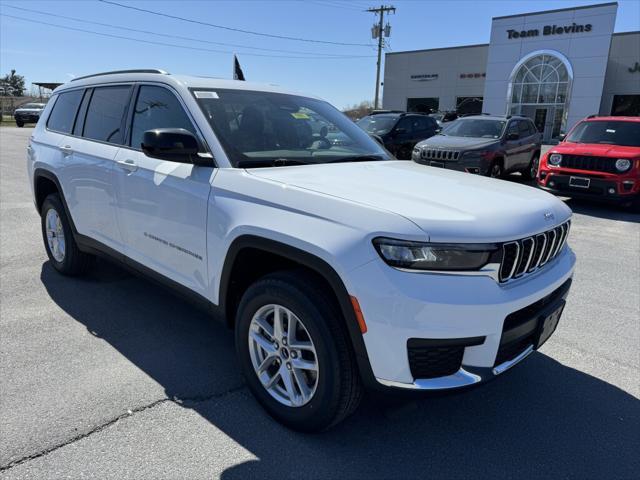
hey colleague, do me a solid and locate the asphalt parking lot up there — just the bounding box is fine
[1,126,638,479]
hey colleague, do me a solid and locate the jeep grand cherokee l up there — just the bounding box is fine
[412,115,542,179]
[538,116,640,207]
[28,70,575,431]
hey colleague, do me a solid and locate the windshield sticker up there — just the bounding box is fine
[605,129,616,133]
[291,112,310,119]
[194,91,219,99]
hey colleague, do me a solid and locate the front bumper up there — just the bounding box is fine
[414,156,491,175]
[348,245,575,390]
[538,172,639,203]
[14,114,40,123]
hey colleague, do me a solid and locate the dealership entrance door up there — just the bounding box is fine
[521,105,565,142]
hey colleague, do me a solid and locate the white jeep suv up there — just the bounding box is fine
[28,70,575,431]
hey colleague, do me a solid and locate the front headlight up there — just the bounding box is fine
[548,153,562,166]
[615,158,632,172]
[373,238,495,271]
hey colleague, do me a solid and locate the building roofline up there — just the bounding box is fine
[612,30,640,36]
[386,43,489,56]
[492,2,617,20]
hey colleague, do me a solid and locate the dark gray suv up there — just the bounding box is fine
[412,115,542,179]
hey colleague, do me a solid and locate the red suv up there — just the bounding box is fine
[538,116,640,207]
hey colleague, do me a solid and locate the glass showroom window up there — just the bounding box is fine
[507,51,573,140]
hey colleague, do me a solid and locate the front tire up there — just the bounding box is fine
[235,271,362,431]
[41,193,94,276]
[16,121,24,128]
[487,160,503,178]
[521,152,540,180]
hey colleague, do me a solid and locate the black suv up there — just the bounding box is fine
[412,115,542,179]
[356,112,440,159]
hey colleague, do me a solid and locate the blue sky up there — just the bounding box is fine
[1,0,639,108]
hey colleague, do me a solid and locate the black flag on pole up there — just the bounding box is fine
[233,55,245,81]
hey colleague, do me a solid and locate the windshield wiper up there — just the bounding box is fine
[237,158,312,168]
[325,155,386,164]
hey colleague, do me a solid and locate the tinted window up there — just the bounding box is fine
[445,119,506,138]
[83,86,131,144]
[518,120,530,136]
[528,121,538,135]
[566,121,640,147]
[47,90,84,134]
[413,116,431,131]
[356,115,398,135]
[396,117,414,134]
[506,121,519,137]
[130,86,197,149]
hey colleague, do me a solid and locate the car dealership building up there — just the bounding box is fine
[382,2,639,142]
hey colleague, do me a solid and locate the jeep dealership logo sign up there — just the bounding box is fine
[507,23,592,39]
[410,73,438,81]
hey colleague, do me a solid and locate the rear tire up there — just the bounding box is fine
[41,193,94,276]
[235,270,362,432]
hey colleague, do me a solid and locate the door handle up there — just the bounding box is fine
[117,159,138,172]
[60,145,73,156]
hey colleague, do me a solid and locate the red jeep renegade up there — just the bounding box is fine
[538,116,640,207]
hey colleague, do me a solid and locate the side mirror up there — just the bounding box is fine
[370,134,385,146]
[392,127,407,136]
[141,128,209,165]
[559,133,566,141]
[506,132,519,141]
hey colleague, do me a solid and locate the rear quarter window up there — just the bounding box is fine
[47,90,84,134]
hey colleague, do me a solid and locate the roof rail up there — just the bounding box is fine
[71,69,169,82]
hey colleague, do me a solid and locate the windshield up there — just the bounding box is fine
[193,89,390,167]
[443,118,506,138]
[356,115,398,135]
[566,121,640,147]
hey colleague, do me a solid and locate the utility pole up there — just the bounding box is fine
[368,4,395,109]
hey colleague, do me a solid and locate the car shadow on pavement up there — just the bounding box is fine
[40,260,640,479]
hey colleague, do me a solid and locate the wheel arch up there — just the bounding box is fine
[33,168,79,235]
[219,235,377,388]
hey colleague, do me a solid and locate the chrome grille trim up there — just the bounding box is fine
[529,233,547,272]
[498,220,571,284]
[421,149,460,161]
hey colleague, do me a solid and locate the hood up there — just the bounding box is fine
[247,161,571,243]
[416,134,498,150]
[551,142,640,158]
[15,108,42,113]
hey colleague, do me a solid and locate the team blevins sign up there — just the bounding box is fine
[507,23,592,39]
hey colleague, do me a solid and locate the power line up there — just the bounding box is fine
[0,14,375,60]
[97,0,372,47]
[2,4,368,58]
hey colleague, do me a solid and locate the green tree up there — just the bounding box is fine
[1,70,26,96]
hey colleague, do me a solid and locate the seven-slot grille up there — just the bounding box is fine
[558,154,618,174]
[421,148,460,161]
[499,221,571,282]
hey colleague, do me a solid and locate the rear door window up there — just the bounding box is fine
[82,85,132,144]
[130,85,197,149]
[47,90,84,134]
